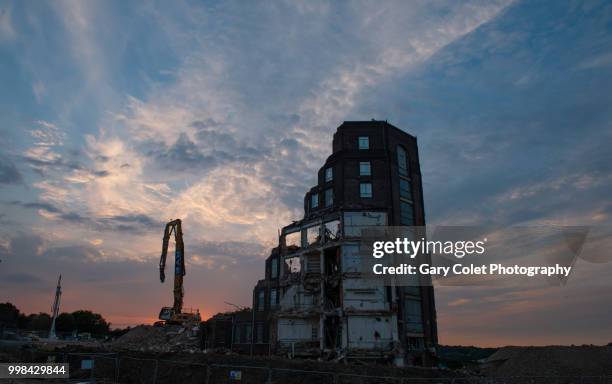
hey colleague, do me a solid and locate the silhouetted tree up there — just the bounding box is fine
[17,313,29,329]
[72,310,110,335]
[56,313,76,332]
[27,313,51,331]
[0,302,20,326]
[0,304,112,336]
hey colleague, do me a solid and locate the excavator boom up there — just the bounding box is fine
[158,219,187,320]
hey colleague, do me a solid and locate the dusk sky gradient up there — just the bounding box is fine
[1,0,611,347]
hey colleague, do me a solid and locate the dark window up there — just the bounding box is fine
[404,298,423,333]
[271,258,278,279]
[256,322,264,343]
[400,201,414,225]
[245,324,252,343]
[397,146,408,176]
[325,167,333,182]
[358,136,369,149]
[234,325,242,343]
[325,188,333,207]
[270,288,278,307]
[360,183,372,198]
[311,193,319,209]
[257,290,265,311]
[399,179,412,200]
[359,161,371,176]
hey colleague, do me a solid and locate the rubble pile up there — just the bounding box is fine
[112,325,200,353]
[482,346,612,377]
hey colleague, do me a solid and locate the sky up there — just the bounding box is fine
[0,0,611,347]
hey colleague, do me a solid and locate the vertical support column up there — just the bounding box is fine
[115,357,120,383]
[319,237,325,351]
[204,364,211,384]
[151,359,159,384]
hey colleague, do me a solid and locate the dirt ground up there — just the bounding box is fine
[2,342,611,383]
[1,342,458,383]
[481,345,612,377]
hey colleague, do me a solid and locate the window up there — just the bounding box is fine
[256,322,264,343]
[397,146,408,176]
[325,167,333,182]
[400,201,414,225]
[399,179,412,200]
[258,290,265,311]
[245,324,252,343]
[358,136,369,149]
[311,325,319,340]
[359,161,371,176]
[323,220,340,241]
[311,193,319,209]
[344,212,387,237]
[271,258,278,279]
[360,182,372,198]
[234,325,242,343]
[306,225,320,246]
[270,288,278,307]
[285,231,301,249]
[404,298,423,333]
[286,256,301,273]
[325,188,333,207]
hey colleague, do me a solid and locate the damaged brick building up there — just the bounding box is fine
[249,121,438,366]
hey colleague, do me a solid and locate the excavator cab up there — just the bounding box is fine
[158,306,175,321]
[158,306,200,325]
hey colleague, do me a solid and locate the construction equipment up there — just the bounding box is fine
[158,219,200,325]
[48,274,62,339]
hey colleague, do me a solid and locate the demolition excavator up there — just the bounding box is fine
[158,219,201,325]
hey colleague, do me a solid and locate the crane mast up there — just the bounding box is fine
[49,274,62,339]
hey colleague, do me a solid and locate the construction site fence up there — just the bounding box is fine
[14,351,612,384]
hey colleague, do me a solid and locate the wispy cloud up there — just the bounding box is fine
[0,5,16,41]
[578,52,612,70]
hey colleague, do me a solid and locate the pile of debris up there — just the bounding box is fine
[111,325,200,353]
[481,345,612,377]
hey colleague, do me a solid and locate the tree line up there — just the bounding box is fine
[0,302,115,336]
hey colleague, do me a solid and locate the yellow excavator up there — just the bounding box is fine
[157,219,201,325]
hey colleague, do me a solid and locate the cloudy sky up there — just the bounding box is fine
[1,0,611,346]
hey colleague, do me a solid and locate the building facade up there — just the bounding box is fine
[251,121,437,365]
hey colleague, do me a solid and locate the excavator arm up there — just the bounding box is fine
[158,219,185,318]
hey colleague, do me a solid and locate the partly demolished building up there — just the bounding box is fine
[251,121,438,366]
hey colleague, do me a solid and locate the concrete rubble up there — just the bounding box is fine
[111,325,200,353]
